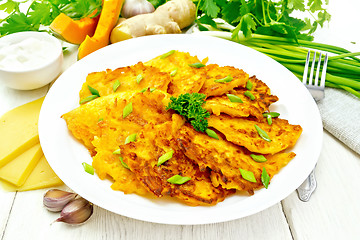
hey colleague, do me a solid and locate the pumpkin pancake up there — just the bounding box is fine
[204,88,278,120]
[145,50,208,96]
[120,115,235,206]
[79,62,171,100]
[62,91,173,195]
[199,64,249,97]
[207,114,302,155]
[177,125,296,194]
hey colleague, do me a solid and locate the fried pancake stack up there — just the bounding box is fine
[62,51,302,205]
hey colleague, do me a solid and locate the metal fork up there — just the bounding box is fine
[296,50,328,202]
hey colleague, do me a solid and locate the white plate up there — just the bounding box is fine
[39,34,322,225]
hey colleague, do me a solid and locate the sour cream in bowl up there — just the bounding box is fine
[0,31,63,90]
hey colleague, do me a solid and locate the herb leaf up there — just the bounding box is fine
[166,93,210,132]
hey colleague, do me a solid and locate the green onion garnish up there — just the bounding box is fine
[261,167,270,189]
[226,94,243,103]
[124,133,137,144]
[113,80,121,92]
[82,162,94,175]
[136,74,143,84]
[263,112,280,118]
[254,125,271,142]
[205,128,219,140]
[214,75,233,83]
[150,87,157,92]
[239,168,256,182]
[122,102,133,118]
[157,150,174,166]
[188,62,205,68]
[88,85,100,97]
[79,95,98,104]
[246,80,253,90]
[140,87,148,93]
[244,91,255,100]
[167,175,191,184]
[266,115,272,125]
[113,149,121,154]
[250,154,267,162]
[170,68,178,77]
[119,156,130,169]
[160,50,175,59]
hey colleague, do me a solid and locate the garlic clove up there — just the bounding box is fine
[43,189,77,212]
[55,197,93,225]
[121,0,155,18]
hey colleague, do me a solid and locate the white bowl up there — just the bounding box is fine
[0,31,63,90]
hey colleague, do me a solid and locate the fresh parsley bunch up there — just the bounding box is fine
[0,0,102,36]
[195,0,330,42]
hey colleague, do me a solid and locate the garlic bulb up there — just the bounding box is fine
[121,0,155,18]
[55,197,93,225]
[43,189,77,212]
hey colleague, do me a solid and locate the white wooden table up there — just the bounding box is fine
[1,1,360,239]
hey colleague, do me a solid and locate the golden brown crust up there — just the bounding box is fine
[177,125,296,194]
[121,117,234,206]
[208,114,302,154]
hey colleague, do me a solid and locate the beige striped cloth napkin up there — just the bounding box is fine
[317,88,360,155]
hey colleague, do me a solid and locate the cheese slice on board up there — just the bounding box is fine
[0,97,44,167]
[0,155,63,192]
[0,143,43,186]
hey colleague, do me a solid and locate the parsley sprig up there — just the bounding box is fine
[166,93,210,132]
[0,0,102,36]
[193,0,330,42]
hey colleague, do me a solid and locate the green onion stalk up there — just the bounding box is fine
[197,23,360,99]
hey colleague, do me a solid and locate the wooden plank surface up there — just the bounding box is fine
[2,190,292,240]
[282,131,360,239]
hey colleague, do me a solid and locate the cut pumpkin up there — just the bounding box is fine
[50,13,100,45]
[78,0,124,59]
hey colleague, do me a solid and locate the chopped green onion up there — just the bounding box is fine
[226,94,243,103]
[170,68,178,76]
[113,80,121,92]
[79,95,98,104]
[124,133,137,144]
[98,118,103,122]
[140,87,148,93]
[263,112,280,118]
[205,128,219,140]
[214,75,233,83]
[150,87,157,92]
[250,154,267,162]
[113,149,121,154]
[239,168,256,183]
[261,167,270,189]
[157,150,174,166]
[160,50,175,59]
[88,85,100,97]
[266,115,272,125]
[246,80,253,90]
[244,91,255,100]
[122,102,133,118]
[136,74,143,84]
[254,125,271,142]
[119,156,130,169]
[82,162,94,175]
[167,175,191,184]
[188,62,205,68]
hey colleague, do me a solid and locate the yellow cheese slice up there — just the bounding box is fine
[0,143,43,186]
[0,155,63,192]
[0,97,44,167]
